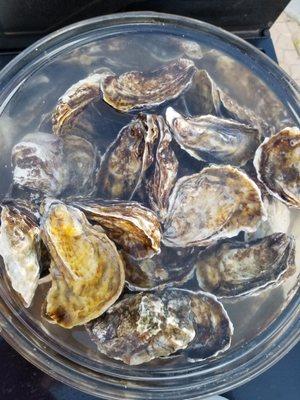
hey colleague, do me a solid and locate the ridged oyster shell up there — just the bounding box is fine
[97,114,158,200]
[163,165,266,247]
[101,58,196,112]
[253,127,300,208]
[0,203,40,307]
[41,201,125,328]
[166,107,261,166]
[74,200,161,260]
[86,288,233,365]
[196,233,295,298]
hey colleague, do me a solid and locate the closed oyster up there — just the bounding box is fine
[253,127,300,208]
[97,114,158,200]
[86,288,232,365]
[196,233,295,297]
[52,69,112,135]
[11,133,68,196]
[166,107,261,166]
[63,135,98,195]
[0,203,40,307]
[41,201,125,328]
[147,116,178,220]
[74,200,161,260]
[163,165,265,247]
[101,58,196,112]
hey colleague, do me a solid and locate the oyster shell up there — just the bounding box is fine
[74,200,161,260]
[163,165,266,247]
[86,288,232,365]
[165,107,261,166]
[101,58,196,112]
[97,114,158,200]
[196,233,295,298]
[253,127,300,208]
[11,132,68,196]
[0,203,40,307]
[52,69,112,135]
[41,201,125,328]
[147,116,178,220]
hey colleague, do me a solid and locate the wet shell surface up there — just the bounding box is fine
[253,127,300,208]
[41,201,125,328]
[97,114,158,200]
[101,58,196,112]
[196,233,295,298]
[0,204,40,307]
[86,288,232,365]
[163,165,266,247]
[165,107,261,166]
[74,200,161,260]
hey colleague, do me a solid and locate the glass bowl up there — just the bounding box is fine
[0,11,299,400]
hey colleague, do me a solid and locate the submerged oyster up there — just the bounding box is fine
[0,203,40,307]
[63,135,98,195]
[163,165,265,247]
[147,116,178,220]
[196,233,295,297]
[101,58,196,112]
[166,107,261,166]
[254,127,300,208]
[97,114,158,200]
[41,201,125,328]
[86,288,232,365]
[11,133,67,196]
[52,69,111,135]
[74,200,161,260]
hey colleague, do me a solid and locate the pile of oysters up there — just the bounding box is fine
[0,38,299,366]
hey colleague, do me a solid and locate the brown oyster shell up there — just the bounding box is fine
[41,201,125,328]
[74,200,161,260]
[147,116,178,220]
[11,132,68,197]
[52,69,112,136]
[163,165,266,247]
[101,58,196,112]
[97,114,158,200]
[196,233,295,298]
[86,288,232,365]
[166,107,261,166]
[0,203,40,307]
[253,127,300,209]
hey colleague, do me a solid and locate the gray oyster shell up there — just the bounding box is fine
[0,203,40,307]
[101,58,196,112]
[196,233,295,298]
[253,127,300,209]
[97,114,158,200]
[86,288,233,365]
[166,107,261,166]
[163,165,266,247]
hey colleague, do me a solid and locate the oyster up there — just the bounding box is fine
[63,135,98,195]
[147,116,178,220]
[0,203,40,307]
[97,114,158,200]
[52,69,112,135]
[74,200,161,260]
[41,201,125,328]
[11,132,68,196]
[163,165,265,247]
[101,58,196,112]
[165,107,261,166]
[123,246,195,291]
[86,288,232,365]
[253,127,300,208]
[196,233,295,298]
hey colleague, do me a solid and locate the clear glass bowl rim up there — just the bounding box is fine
[0,11,299,400]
